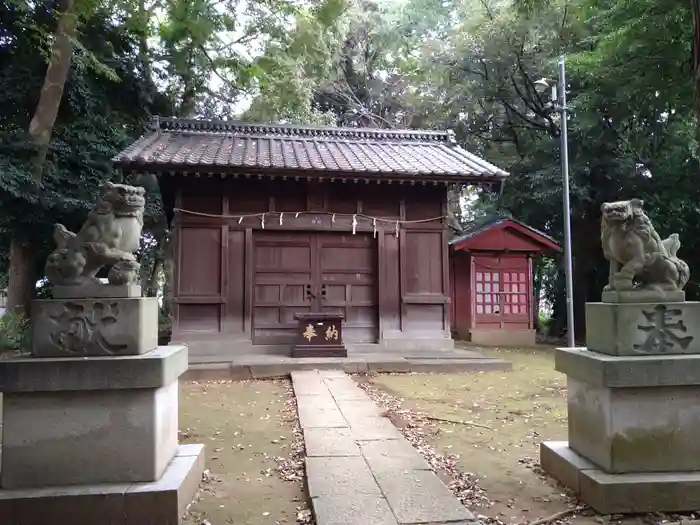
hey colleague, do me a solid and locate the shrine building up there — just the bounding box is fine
[449,217,561,346]
[113,117,509,362]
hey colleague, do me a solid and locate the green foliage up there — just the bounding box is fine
[0,1,172,283]
[0,308,30,355]
[538,311,552,336]
[243,0,350,124]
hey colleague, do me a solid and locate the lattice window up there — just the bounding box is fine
[503,271,528,315]
[474,269,529,316]
[474,271,501,315]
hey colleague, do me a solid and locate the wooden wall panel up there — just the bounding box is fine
[361,185,400,218]
[180,178,223,214]
[179,304,221,332]
[228,179,270,214]
[306,181,325,211]
[404,231,443,294]
[225,230,246,333]
[175,225,224,336]
[275,181,307,212]
[403,305,444,331]
[327,184,359,214]
[381,232,400,331]
[450,252,472,338]
[400,229,449,333]
[178,227,222,297]
[404,186,444,221]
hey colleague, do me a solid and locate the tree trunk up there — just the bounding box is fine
[532,258,543,333]
[7,243,36,314]
[7,0,78,312]
[693,0,700,128]
[446,184,464,235]
[137,0,153,84]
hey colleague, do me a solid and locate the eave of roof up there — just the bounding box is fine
[449,216,561,253]
[112,117,509,184]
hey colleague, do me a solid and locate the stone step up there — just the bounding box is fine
[183,355,511,381]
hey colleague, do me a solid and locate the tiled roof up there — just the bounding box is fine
[112,117,509,182]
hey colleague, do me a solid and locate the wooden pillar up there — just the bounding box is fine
[171,185,183,334]
[377,230,386,341]
[398,198,407,333]
[244,228,254,337]
[470,256,476,330]
[527,254,534,330]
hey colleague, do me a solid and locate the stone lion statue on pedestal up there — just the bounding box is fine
[601,199,689,293]
[45,182,146,287]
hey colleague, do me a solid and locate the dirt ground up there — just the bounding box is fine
[369,345,594,525]
[180,379,308,525]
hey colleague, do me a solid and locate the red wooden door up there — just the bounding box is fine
[473,256,530,330]
[252,232,378,345]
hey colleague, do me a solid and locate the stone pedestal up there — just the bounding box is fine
[31,296,158,357]
[0,345,205,525]
[541,300,700,513]
[586,301,700,355]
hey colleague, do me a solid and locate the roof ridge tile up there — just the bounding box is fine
[152,116,450,143]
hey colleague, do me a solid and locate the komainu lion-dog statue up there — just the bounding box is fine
[601,199,689,293]
[45,182,146,287]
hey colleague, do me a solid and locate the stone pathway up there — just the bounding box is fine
[292,370,479,525]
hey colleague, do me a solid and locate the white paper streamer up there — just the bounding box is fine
[352,214,357,235]
[279,212,284,226]
[238,217,243,224]
[373,218,377,238]
[395,220,400,236]
[332,213,336,224]
[261,213,266,229]
[295,212,300,218]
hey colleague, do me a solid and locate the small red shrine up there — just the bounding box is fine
[449,217,560,346]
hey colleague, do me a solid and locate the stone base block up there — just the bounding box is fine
[52,284,142,299]
[31,296,158,357]
[0,444,205,525]
[557,349,700,473]
[541,441,700,514]
[586,301,700,355]
[555,347,700,388]
[469,328,536,347]
[0,346,188,488]
[601,289,685,304]
[566,376,700,473]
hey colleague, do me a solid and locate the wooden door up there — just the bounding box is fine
[499,259,531,329]
[252,232,378,345]
[473,263,502,329]
[318,233,378,343]
[252,233,316,344]
[472,256,530,330]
